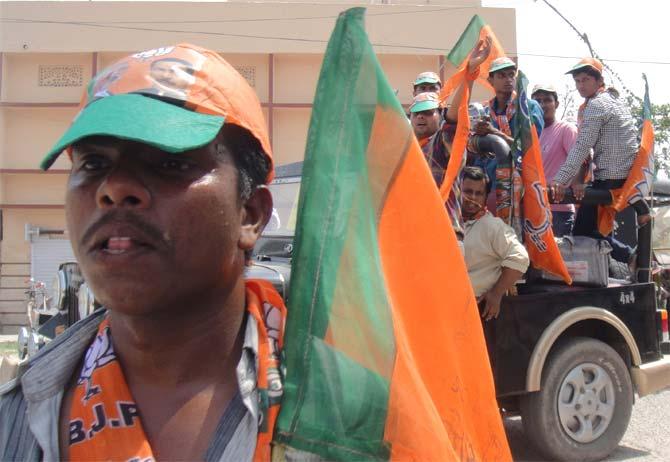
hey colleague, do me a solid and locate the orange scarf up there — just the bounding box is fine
[67,279,287,462]
[487,92,516,136]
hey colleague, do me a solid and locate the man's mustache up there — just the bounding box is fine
[462,195,484,210]
[81,211,169,250]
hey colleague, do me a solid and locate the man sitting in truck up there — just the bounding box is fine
[461,166,529,321]
[0,44,288,461]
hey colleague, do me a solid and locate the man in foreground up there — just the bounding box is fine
[531,84,579,236]
[461,166,529,321]
[0,44,286,461]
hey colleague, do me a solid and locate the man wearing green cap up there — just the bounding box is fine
[473,57,544,206]
[0,44,290,461]
[409,38,492,242]
[412,71,441,96]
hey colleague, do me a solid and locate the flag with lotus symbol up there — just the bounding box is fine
[273,8,511,462]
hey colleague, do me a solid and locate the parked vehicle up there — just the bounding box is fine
[16,262,91,359]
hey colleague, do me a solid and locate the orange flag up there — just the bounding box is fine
[275,8,511,461]
[439,15,506,102]
[515,70,572,284]
[439,67,471,201]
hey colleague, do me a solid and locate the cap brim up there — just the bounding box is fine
[409,101,439,113]
[413,77,440,86]
[489,63,517,74]
[40,93,225,170]
[566,63,599,75]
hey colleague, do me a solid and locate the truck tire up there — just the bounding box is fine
[520,337,633,461]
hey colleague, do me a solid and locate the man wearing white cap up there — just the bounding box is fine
[531,83,579,236]
[412,71,441,97]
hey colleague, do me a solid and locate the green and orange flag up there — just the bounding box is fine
[598,75,655,236]
[273,8,511,461]
[514,70,572,284]
[439,14,506,102]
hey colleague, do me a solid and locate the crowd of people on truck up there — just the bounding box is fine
[408,41,650,327]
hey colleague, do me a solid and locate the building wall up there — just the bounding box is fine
[0,0,515,333]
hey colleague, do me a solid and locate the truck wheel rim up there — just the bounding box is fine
[557,362,615,443]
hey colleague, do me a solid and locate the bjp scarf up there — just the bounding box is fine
[67,279,287,462]
[487,93,516,136]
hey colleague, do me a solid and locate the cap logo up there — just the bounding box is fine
[88,47,207,106]
[131,47,176,61]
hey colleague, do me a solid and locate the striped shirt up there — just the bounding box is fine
[420,120,466,240]
[554,91,638,185]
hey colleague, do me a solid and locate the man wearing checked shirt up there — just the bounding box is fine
[551,58,650,264]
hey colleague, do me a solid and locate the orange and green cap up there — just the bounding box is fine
[413,71,441,87]
[488,56,517,75]
[409,92,440,113]
[40,44,274,182]
[566,57,603,76]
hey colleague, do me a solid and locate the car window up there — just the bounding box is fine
[265,177,301,236]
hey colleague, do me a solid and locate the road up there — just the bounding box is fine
[506,388,670,461]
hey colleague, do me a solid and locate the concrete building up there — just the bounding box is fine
[0,0,516,333]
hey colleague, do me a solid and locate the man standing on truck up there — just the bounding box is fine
[472,57,544,200]
[412,71,441,96]
[531,83,579,237]
[461,166,529,321]
[550,58,651,263]
[409,37,492,242]
[0,44,289,461]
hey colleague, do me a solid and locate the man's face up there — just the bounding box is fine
[532,91,558,122]
[573,71,601,98]
[461,177,487,219]
[413,82,441,97]
[488,68,516,95]
[150,60,193,91]
[66,134,267,315]
[410,109,440,139]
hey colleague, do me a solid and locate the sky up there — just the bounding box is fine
[482,0,670,113]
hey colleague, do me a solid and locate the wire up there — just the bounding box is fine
[0,6,478,25]
[3,16,670,65]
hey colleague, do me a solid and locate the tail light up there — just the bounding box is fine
[661,309,669,343]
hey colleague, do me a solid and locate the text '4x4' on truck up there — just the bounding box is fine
[248,162,670,462]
